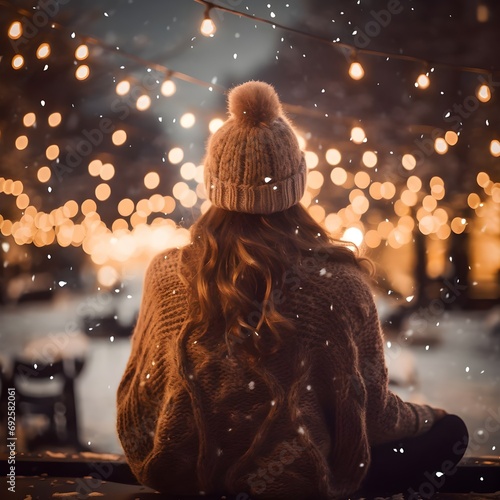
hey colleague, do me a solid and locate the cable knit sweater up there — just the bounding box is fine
[116,247,436,498]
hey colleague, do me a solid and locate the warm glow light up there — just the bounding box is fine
[15,135,28,150]
[168,147,184,164]
[75,65,90,80]
[100,163,115,181]
[209,118,224,134]
[325,148,341,166]
[407,176,422,193]
[477,4,489,22]
[200,17,216,36]
[354,171,370,189]
[422,195,437,211]
[12,181,23,196]
[161,80,176,97]
[364,230,381,248]
[37,166,51,183]
[180,112,196,128]
[419,215,438,235]
[23,113,36,127]
[8,21,22,40]
[36,43,50,59]
[380,182,396,199]
[415,73,430,89]
[431,183,445,200]
[136,94,151,111]
[116,80,130,96]
[430,176,444,187]
[351,195,369,214]
[368,182,382,200]
[97,266,120,287]
[112,130,127,146]
[362,150,377,168]
[81,199,97,215]
[16,193,30,210]
[304,151,319,169]
[12,55,24,70]
[351,126,366,144]
[444,131,458,146]
[173,182,189,200]
[180,162,197,180]
[75,44,89,60]
[342,227,364,247]
[144,172,160,190]
[164,196,176,214]
[308,205,326,223]
[46,144,60,160]
[148,193,165,212]
[325,213,342,233]
[307,170,324,189]
[451,217,467,234]
[331,167,347,186]
[63,200,78,218]
[402,153,417,170]
[118,198,135,217]
[477,172,490,187]
[490,139,500,157]
[95,183,111,201]
[88,159,102,177]
[476,84,491,103]
[434,137,448,154]
[467,193,481,209]
[180,190,198,208]
[348,61,364,80]
[48,112,62,127]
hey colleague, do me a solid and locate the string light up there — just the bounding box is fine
[415,72,430,89]
[200,7,216,37]
[434,138,448,154]
[476,84,491,103]
[161,78,176,97]
[490,140,500,157]
[348,52,364,80]
[75,64,90,80]
[8,21,22,39]
[2,1,499,263]
[116,80,130,96]
[75,44,89,60]
[12,54,24,70]
[36,43,51,59]
[351,126,366,144]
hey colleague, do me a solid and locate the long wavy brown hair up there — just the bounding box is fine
[177,203,371,494]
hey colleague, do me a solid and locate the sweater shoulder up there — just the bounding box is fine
[298,259,375,325]
[142,247,187,297]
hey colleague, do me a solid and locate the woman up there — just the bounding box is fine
[116,81,468,499]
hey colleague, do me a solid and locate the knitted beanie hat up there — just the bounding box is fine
[204,81,306,214]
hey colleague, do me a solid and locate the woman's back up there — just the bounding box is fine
[117,243,373,498]
[116,81,463,499]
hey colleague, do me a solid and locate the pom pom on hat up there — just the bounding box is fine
[204,80,306,214]
[228,81,282,126]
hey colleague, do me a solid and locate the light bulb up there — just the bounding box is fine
[476,84,491,103]
[200,16,216,37]
[161,79,176,97]
[349,61,364,80]
[415,73,430,89]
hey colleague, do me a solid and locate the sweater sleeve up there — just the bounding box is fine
[341,268,436,445]
[116,249,191,483]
